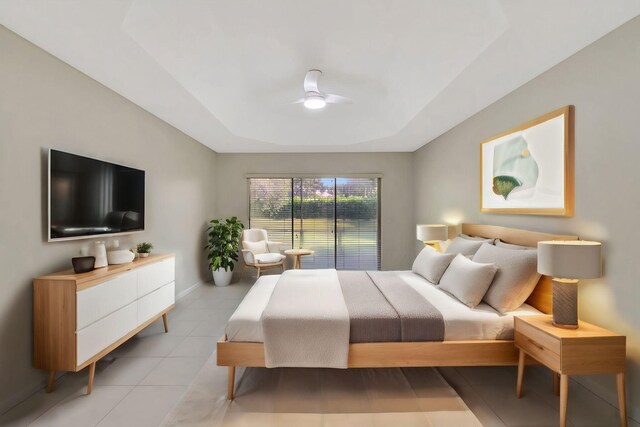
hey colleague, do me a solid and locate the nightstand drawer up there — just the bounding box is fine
[515,331,560,371]
[515,317,560,355]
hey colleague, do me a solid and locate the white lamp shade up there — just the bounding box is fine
[416,224,447,242]
[537,240,602,279]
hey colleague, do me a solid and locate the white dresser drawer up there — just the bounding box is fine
[137,258,175,298]
[76,301,137,365]
[138,282,175,326]
[77,270,137,330]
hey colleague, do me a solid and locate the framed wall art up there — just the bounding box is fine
[480,106,574,216]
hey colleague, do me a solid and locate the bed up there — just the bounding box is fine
[217,224,578,399]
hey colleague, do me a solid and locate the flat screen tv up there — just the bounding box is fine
[49,149,145,241]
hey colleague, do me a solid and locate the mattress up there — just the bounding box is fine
[224,271,542,343]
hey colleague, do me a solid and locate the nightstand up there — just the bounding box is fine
[514,315,627,427]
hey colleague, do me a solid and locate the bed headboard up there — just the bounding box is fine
[461,224,578,314]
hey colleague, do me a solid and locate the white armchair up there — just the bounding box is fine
[241,229,286,277]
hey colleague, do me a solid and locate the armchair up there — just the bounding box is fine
[240,229,286,277]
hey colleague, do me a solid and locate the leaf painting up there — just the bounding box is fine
[492,135,539,200]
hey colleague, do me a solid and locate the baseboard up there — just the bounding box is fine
[176,281,202,300]
[0,371,65,415]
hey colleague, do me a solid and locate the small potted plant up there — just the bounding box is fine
[136,242,153,258]
[205,217,244,286]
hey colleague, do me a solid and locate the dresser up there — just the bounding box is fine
[33,254,176,394]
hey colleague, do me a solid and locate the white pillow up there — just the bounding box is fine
[255,253,284,264]
[243,240,268,255]
[439,254,499,308]
[411,246,456,284]
[472,243,540,314]
[445,237,485,258]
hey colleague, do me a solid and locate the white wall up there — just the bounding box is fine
[413,16,640,421]
[216,153,415,271]
[0,26,217,412]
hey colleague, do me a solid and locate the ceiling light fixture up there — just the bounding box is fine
[303,93,326,110]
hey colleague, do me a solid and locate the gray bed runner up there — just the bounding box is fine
[368,271,445,342]
[338,271,401,342]
[338,271,444,343]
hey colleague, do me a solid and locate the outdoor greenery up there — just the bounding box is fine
[205,216,245,272]
[136,242,153,253]
[254,196,377,220]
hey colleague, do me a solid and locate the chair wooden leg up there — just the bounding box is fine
[227,366,236,400]
[256,267,261,278]
[87,362,96,395]
[46,370,56,393]
[162,313,169,333]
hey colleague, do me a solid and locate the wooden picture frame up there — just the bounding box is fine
[480,106,574,216]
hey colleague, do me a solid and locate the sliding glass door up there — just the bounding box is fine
[248,177,380,270]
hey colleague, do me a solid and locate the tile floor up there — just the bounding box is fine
[0,272,636,427]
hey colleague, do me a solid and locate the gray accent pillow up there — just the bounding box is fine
[438,254,499,308]
[472,243,541,314]
[446,237,485,258]
[460,234,495,244]
[495,239,532,250]
[412,247,456,284]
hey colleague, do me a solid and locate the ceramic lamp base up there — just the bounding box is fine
[552,278,579,329]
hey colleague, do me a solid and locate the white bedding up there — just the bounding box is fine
[224,271,542,343]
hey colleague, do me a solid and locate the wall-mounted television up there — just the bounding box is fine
[48,149,145,241]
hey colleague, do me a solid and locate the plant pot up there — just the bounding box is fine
[212,267,233,287]
[139,253,150,258]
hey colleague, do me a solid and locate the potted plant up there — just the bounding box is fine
[205,217,244,286]
[136,242,153,258]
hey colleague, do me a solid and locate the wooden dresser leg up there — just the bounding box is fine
[516,349,525,398]
[87,362,96,395]
[560,374,569,427]
[617,372,627,427]
[46,370,56,393]
[227,366,235,400]
[162,313,169,333]
[553,371,560,396]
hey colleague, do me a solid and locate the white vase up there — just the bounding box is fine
[212,268,233,287]
[91,241,108,268]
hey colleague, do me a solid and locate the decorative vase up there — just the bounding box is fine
[107,250,135,265]
[139,252,149,258]
[212,267,233,287]
[91,241,108,268]
[72,256,95,274]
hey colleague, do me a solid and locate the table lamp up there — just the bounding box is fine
[537,240,602,329]
[416,224,448,252]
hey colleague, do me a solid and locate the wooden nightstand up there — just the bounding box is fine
[514,315,627,427]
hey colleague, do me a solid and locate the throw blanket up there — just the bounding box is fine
[261,269,350,368]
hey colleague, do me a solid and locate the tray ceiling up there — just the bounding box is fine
[1,1,638,152]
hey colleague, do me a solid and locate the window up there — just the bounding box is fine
[248,177,380,270]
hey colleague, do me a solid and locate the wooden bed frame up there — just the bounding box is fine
[217,224,578,399]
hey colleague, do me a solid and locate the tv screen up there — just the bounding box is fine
[49,149,145,241]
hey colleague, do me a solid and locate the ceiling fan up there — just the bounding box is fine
[293,69,353,110]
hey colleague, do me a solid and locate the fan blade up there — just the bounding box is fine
[303,69,321,93]
[325,93,353,104]
[291,97,306,104]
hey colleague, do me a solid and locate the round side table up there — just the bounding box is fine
[284,249,315,269]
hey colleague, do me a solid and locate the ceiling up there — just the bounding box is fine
[1,1,638,153]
